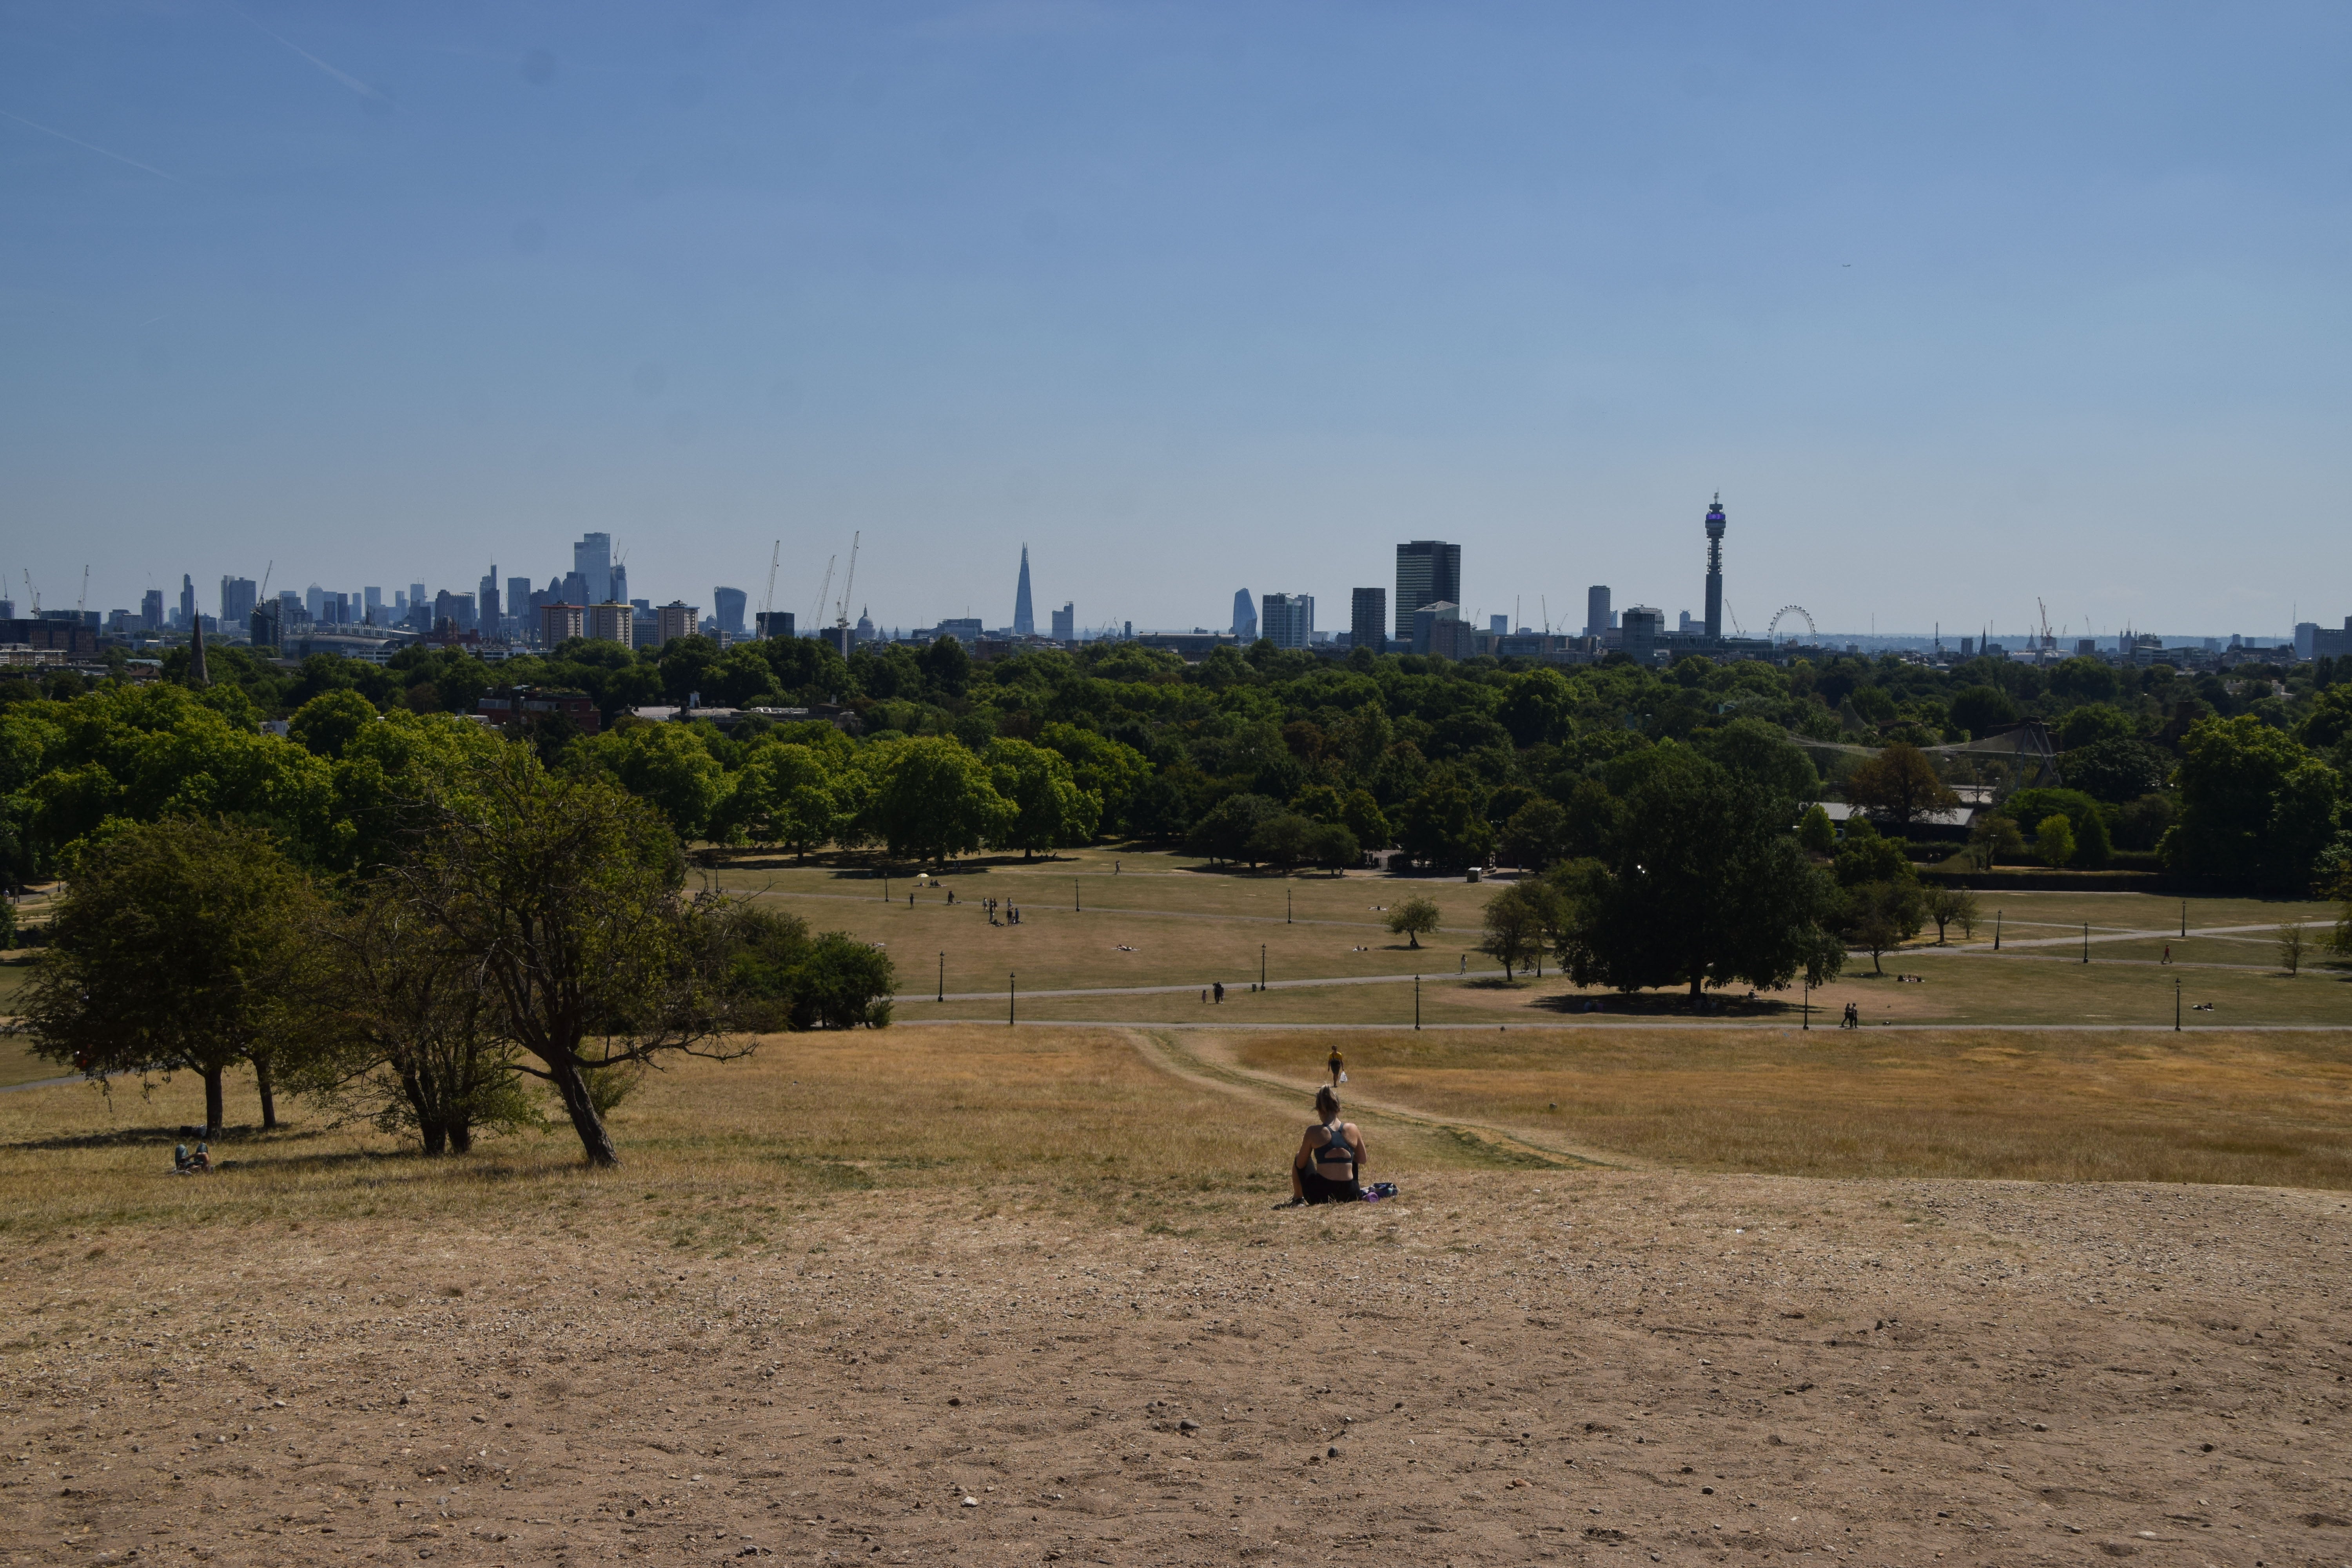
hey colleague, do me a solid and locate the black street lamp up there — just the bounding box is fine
[1009,972,1016,1027]
[937,951,944,1004]
[1414,974,1421,1031]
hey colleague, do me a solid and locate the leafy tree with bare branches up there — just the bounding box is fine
[290,885,540,1154]
[387,750,745,1167]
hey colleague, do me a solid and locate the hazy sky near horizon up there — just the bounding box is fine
[5,2,2348,638]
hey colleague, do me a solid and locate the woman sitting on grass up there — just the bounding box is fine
[1282,1087,1366,1206]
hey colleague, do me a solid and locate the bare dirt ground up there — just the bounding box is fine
[7,1168,2352,1567]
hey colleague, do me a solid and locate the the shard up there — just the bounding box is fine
[1013,545,1035,637]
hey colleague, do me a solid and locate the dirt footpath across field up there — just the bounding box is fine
[5,1171,2350,1568]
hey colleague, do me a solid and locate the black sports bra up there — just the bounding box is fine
[1312,1122,1356,1172]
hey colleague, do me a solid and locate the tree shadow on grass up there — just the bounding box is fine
[4,1123,333,1154]
[1528,991,1802,1020]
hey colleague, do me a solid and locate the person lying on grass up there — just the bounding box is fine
[1281,1087,1367,1207]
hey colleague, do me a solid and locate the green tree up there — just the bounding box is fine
[1244,811,1316,872]
[322,709,514,874]
[1544,748,1844,999]
[1698,717,1819,806]
[287,688,381,760]
[2062,736,2170,804]
[1477,882,1548,979]
[2007,787,2112,867]
[1500,797,1571,871]
[718,743,853,860]
[291,884,537,1154]
[385,751,743,1167]
[1038,723,1150,833]
[1950,685,2022,738]
[1386,893,1442,949]
[721,906,897,1031]
[23,818,318,1134]
[567,721,726,842]
[1303,820,1360,872]
[986,737,1103,859]
[2166,715,2342,890]
[1186,793,1281,865]
[1840,877,1924,975]
[1396,770,1494,871]
[1922,884,1978,944]
[857,736,1016,868]
[1496,668,1577,747]
[1967,813,2025,870]
[1843,742,1960,833]
[1797,804,1836,856]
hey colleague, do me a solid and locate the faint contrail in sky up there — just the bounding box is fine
[235,9,392,103]
[0,109,182,182]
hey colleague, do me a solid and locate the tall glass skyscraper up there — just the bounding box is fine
[573,532,613,604]
[1013,545,1035,637]
[1393,541,1460,644]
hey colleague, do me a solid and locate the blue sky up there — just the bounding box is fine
[4,2,2347,639]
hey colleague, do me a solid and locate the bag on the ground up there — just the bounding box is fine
[1362,1181,1398,1201]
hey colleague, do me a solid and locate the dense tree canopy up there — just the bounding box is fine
[5,627,2344,892]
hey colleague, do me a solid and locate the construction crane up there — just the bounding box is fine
[260,560,272,599]
[758,539,780,625]
[20,570,35,614]
[78,564,88,617]
[2036,597,2055,653]
[834,530,860,631]
[808,554,835,629]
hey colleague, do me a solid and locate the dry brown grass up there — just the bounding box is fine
[1229,1026,2352,1189]
[0,1025,1504,1247]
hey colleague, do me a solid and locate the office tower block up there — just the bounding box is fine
[755,611,795,640]
[1412,601,1467,659]
[1393,541,1460,644]
[1013,546,1036,637]
[141,589,165,631]
[409,583,427,613]
[541,602,585,644]
[220,577,258,627]
[1585,586,1612,638]
[1261,593,1314,650]
[433,590,478,632]
[1702,494,1726,639]
[1051,602,1075,641]
[655,602,699,646]
[1489,614,1508,636]
[479,568,502,628]
[305,584,326,623]
[505,577,531,631]
[584,602,633,647]
[559,570,589,608]
[610,563,630,606]
[573,533,613,604]
[1621,606,1663,662]
[1232,588,1257,641]
[713,586,747,638]
[178,575,196,630]
[1350,588,1386,652]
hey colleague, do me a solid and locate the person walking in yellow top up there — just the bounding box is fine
[1327,1047,1346,1087]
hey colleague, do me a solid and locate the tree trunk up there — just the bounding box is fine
[447,1120,474,1155]
[421,1120,448,1156]
[254,1055,279,1131]
[202,1066,225,1136]
[549,1055,622,1167]
[1688,975,1704,1000]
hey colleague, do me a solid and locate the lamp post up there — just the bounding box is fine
[2082,922,2090,964]
[1074,878,1080,913]
[1415,974,1421,1031]
[1008,972,1016,1027]
[2175,974,2182,1032]
[1260,944,1267,992]
[882,872,888,903]
[1287,887,1292,924]
[1994,910,2002,951]
[937,952,944,1004]
[1802,975,1811,1032]
[2181,901,2187,938]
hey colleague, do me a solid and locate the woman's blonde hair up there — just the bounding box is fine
[1314,1086,1340,1120]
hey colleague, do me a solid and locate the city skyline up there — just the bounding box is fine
[7,8,2349,635]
